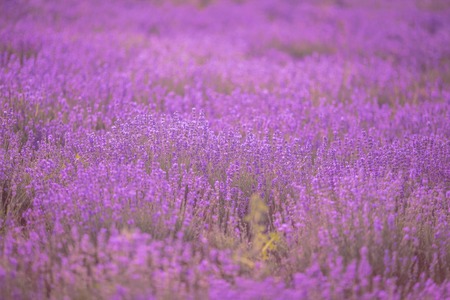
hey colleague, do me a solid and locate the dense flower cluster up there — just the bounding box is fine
[1,0,450,299]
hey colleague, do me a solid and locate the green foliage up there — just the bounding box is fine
[244,194,281,261]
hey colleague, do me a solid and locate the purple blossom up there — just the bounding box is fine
[0,0,450,298]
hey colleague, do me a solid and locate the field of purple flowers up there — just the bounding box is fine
[1,0,450,299]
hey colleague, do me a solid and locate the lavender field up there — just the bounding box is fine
[1,0,450,299]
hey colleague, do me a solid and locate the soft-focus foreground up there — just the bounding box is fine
[1,0,450,299]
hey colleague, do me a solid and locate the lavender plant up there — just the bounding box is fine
[1,0,449,299]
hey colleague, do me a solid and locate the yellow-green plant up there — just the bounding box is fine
[244,194,281,261]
